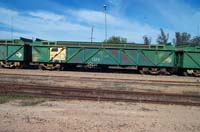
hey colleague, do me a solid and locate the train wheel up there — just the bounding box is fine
[15,63,24,69]
[38,64,45,70]
[192,70,200,77]
[183,71,189,76]
[139,67,149,74]
[149,68,160,75]
[56,64,64,71]
[160,68,168,75]
[183,70,193,76]
[160,68,174,75]
[187,70,193,76]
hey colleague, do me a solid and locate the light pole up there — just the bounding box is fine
[103,4,107,43]
[90,26,94,43]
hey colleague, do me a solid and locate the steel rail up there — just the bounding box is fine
[0,73,199,87]
[1,83,200,106]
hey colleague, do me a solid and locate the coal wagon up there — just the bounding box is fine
[31,41,176,75]
[176,46,200,76]
[0,38,32,68]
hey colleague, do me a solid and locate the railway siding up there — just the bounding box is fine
[0,69,200,106]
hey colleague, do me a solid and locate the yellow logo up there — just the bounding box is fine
[16,52,22,58]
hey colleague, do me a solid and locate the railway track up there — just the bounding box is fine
[0,82,200,106]
[0,72,200,87]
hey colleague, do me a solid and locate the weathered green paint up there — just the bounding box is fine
[0,39,25,61]
[103,49,120,65]
[183,52,200,68]
[0,45,6,60]
[176,46,200,69]
[138,50,175,67]
[7,45,24,61]
[32,46,49,62]
[67,48,84,63]
[31,41,176,68]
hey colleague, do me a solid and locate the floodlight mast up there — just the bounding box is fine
[91,26,94,43]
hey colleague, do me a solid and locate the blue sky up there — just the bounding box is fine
[0,0,200,43]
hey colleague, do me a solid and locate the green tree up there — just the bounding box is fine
[156,28,169,44]
[174,32,191,46]
[174,32,181,45]
[143,35,151,45]
[104,36,127,43]
[191,36,200,46]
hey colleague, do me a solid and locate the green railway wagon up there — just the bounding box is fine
[176,46,200,76]
[0,38,31,68]
[137,45,175,74]
[31,41,175,74]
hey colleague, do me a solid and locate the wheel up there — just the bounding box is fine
[186,70,193,76]
[167,68,175,75]
[139,67,149,74]
[59,65,64,71]
[39,64,45,70]
[56,64,64,71]
[183,70,192,76]
[15,62,24,69]
[149,68,160,75]
[192,70,200,77]
[160,68,174,75]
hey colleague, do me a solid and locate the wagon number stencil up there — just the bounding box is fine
[92,57,100,62]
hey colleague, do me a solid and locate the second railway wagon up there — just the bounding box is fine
[176,46,200,76]
[0,38,32,68]
[31,41,176,74]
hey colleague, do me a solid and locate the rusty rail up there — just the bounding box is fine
[0,82,200,106]
[0,73,199,87]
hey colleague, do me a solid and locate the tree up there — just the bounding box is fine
[156,28,169,44]
[143,35,151,45]
[182,32,191,45]
[174,32,181,45]
[174,32,191,46]
[104,36,127,43]
[191,36,200,46]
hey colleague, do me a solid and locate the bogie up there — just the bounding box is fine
[38,63,64,71]
[0,61,23,69]
[184,70,200,77]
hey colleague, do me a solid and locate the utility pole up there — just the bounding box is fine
[90,26,94,43]
[103,4,107,43]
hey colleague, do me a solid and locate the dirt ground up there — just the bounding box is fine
[0,69,200,132]
[0,99,200,132]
